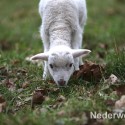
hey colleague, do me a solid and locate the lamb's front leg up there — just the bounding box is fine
[72,30,83,71]
[42,61,50,80]
[41,28,50,79]
[72,34,80,71]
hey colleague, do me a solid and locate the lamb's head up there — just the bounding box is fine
[31,46,91,86]
[47,50,74,86]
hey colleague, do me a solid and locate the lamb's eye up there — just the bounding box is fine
[50,64,53,69]
[69,63,73,68]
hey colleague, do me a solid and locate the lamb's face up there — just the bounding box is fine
[48,52,74,86]
[31,46,91,87]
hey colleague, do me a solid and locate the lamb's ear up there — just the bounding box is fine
[72,49,91,58]
[30,52,49,61]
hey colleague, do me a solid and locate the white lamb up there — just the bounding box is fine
[31,0,91,86]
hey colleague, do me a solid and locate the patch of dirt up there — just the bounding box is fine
[73,61,105,82]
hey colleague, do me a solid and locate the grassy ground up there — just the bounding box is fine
[0,0,125,125]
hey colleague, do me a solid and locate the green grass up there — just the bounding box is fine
[0,0,125,125]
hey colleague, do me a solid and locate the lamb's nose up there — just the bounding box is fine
[58,79,66,86]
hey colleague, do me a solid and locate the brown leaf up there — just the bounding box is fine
[22,82,29,89]
[115,95,125,110]
[73,61,104,82]
[115,85,125,96]
[57,110,66,116]
[109,84,125,96]
[48,80,55,84]
[0,95,6,113]
[98,52,105,59]
[50,95,66,109]
[0,40,12,51]
[0,95,5,103]
[31,89,45,109]
[0,67,8,76]
[0,102,6,113]
[3,78,16,92]
[48,87,60,94]
[52,88,60,92]
[99,43,109,50]
[105,99,116,107]
[106,8,116,16]
[57,95,66,102]
[11,60,20,65]
[17,68,27,74]
[0,66,6,70]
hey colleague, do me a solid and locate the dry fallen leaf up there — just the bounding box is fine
[0,66,6,71]
[106,8,116,16]
[115,95,125,109]
[6,79,16,92]
[15,100,23,107]
[73,61,104,82]
[105,74,120,85]
[115,85,125,96]
[57,95,66,102]
[106,84,125,96]
[97,51,105,59]
[22,82,30,89]
[0,66,8,77]
[2,78,16,92]
[99,43,109,50]
[33,108,48,115]
[105,99,116,107]
[31,89,46,109]
[11,59,20,65]
[103,84,125,98]
[0,95,6,113]
[57,110,66,116]
[0,95,5,103]
[0,40,12,51]
[48,80,55,84]
[17,68,27,73]
[50,95,66,109]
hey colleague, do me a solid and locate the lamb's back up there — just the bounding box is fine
[40,0,80,33]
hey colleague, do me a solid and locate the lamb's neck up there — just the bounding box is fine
[49,25,72,48]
